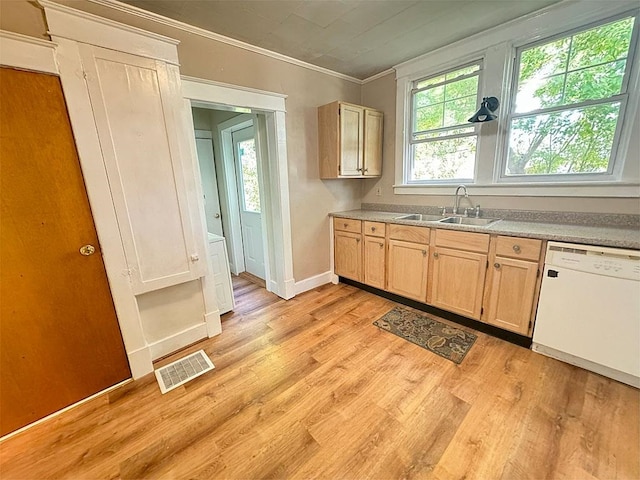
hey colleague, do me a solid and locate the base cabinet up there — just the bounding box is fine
[430,247,487,320]
[332,218,545,338]
[482,236,544,335]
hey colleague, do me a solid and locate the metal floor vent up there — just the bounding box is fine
[154,349,215,394]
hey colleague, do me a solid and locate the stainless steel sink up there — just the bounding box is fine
[395,213,445,222]
[437,216,500,226]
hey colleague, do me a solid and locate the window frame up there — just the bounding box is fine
[393,0,640,198]
[407,60,483,185]
[499,11,639,184]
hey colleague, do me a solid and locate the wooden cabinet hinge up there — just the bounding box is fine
[537,269,540,277]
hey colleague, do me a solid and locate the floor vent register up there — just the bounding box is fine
[154,349,215,394]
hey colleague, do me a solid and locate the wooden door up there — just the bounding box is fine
[339,103,363,176]
[363,109,383,176]
[387,240,428,302]
[0,68,130,436]
[364,236,386,289]
[431,247,487,319]
[483,257,538,335]
[334,231,362,281]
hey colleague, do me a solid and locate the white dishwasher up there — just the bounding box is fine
[532,241,640,388]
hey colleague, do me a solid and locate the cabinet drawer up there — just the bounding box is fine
[435,229,489,253]
[334,218,362,233]
[388,224,430,244]
[495,236,542,261]
[363,221,385,237]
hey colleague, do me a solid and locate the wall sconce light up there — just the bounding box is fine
[468,96,500,123]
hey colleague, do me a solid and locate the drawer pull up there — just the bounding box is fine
[371,226,376,232]
[513,244,521,253]
[494,262,501,269]
[344,223,348,228]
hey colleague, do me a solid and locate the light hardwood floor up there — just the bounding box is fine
[1,281,638,479]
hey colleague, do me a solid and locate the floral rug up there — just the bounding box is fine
[373,307,477,364]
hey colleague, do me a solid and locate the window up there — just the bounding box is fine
[505,15,636,179]
[395,3,640,196]
[409,63,481,182]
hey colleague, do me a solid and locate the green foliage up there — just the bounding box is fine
[507,16,634,176]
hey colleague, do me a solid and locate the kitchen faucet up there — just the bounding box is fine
[453,184,469,215]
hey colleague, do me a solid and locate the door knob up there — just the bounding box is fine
[79,244,96,256]
[214,213,220,218]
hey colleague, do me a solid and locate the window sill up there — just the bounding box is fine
[393,182,640,197]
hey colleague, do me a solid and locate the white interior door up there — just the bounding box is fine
[195,132,223,237]
[232,126,265,279]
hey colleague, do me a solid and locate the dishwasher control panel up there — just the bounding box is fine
[546,243,640,281]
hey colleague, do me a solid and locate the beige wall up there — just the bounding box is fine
[362,72,640,215]
[0,0,362,282]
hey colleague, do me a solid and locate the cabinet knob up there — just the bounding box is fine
[433,252,439,258]
[356,238,360,243]
[513,244,521,253]
[379,242,384,248]
[422,250,427,256]
[364,168,368,173]
[344,223,348,228]
[494,262,501,269]
[371,226,376,232]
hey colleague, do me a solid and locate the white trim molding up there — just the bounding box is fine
[39,0,180,65]
[182,77,296,301]
[86,0,363,84]
[0,30,58,74]
[294,271,333,295]
[147,323,209,360]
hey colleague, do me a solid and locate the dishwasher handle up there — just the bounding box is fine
[547,269,559,278]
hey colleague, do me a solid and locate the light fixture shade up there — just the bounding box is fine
[469,96,500,123]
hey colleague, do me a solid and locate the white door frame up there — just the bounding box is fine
[182,76,295,299]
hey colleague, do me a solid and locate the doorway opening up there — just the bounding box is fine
[182,77,295,302]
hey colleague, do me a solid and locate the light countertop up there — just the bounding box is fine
[330,210,640,250]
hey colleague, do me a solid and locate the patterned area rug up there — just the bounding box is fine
[374,307,477,364]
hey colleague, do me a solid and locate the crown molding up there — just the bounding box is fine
[86,0,364,85]
[0,30,58,74]
[361,68,395,85]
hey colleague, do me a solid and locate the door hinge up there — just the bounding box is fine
[537,268,540,277]
[481,306,484,315]
[528,320,532,329]
[486,260,489,269]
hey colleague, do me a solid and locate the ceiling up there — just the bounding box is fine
[120,0,563,80]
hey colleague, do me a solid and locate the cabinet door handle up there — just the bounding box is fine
[512,244,521,253]
[379,242,384,248]
[364,168,368,173]
[356,238,361,243]
[344,223,348,228]
[422,250,427,256]
[371,226,376,232]
[494,262,501,269]
[433,252,439,258]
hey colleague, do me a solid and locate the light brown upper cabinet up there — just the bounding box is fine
[318,101,383,178]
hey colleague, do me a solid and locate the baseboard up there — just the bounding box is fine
[294,271,332,295]
[127,346,154,379]
[532,343,640,388]
[204,310,222,337]
[148,323,208,361]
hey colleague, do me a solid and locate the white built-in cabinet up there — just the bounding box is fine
[208,234,234,314]
[78,45,206,294]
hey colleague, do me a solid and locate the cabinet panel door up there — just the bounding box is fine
[364,236,386,290]
[387,240,428,302]
[339,103,363,176]
[363,109,383,176]
[431,247,487,319]
[335,231,362,281]
[484,257,538,335]
[79,45,204,293]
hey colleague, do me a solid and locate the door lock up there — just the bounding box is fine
[79,244,96,256]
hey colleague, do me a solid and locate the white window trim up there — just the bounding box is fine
[394,0,640,197]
